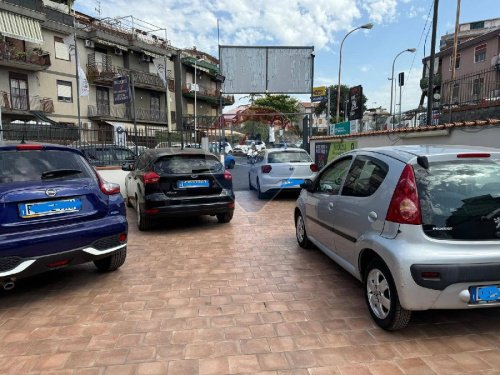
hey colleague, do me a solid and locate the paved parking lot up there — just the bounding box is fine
[1,192,500,375]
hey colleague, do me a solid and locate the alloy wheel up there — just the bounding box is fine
[366,268,391,319]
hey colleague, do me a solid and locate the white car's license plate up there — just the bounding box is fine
[470,285,500,303]
[177,180,209,188]
[280,178,304,188]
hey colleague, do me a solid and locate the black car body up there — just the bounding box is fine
[124,148,235,230]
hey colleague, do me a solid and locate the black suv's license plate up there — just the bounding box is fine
[177,180,209,188]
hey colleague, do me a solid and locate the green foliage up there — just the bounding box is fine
[253,94,300,121]
[314,85,368,122]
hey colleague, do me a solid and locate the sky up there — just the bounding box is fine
[75,0,499,113]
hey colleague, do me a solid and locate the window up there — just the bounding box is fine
[414,160,500,240]
[9,74,29,110]
[450,54,460,70]
[472,77,484,97]
[170,111,176,123]
[470,21,484,30]
[150,93,160,121]
[153,155,223,174]
[57,80,72,102]
[267,150,311,164]
[474,44,487,63]
[341,156,388,197]
[316,157,352,194]
[54,36,70,60]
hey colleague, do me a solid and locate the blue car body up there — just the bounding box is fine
[0,143,128,285]
[225,153,236,169]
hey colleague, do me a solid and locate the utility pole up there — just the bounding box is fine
[426,0,439,126]
[449,0,461,123]
[326,86,331,132]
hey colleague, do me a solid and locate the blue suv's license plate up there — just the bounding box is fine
[177,180,209,188]
[470,285,500,304]
[19,198,82,219]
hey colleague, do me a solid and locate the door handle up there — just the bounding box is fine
[328,202,334,210]
[368,211,378,222]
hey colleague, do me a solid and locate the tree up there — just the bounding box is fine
[314,85,368,123]
[253,94,300,122]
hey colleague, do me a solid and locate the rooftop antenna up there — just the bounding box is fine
[95,0,102,20]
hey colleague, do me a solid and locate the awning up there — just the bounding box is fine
[143,50,163,59]
[105,121,146,133]
[95,39,128,51]
[0,11,43,44]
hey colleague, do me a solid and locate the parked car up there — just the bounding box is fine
[249,148,318,199]
[78,144,136,167]
[0,143,128,290]
[234,140,266,155]
[123,148,235,230]
[224,153,236,169]
[295,145,500,330]
[210,141,233,154]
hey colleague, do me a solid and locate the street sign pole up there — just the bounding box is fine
[327,86,331,130]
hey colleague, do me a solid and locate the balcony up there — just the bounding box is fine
[0,91,54,113]
[182,84,235,106]
[88,104,167,124]
[87,62,174,92]
[0,43,51,71]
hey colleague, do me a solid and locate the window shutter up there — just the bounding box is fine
[57,82,72,99]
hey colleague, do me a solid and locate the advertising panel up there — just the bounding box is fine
[314,141,358,168]
[348,85,363,120]
[113,76,131,105]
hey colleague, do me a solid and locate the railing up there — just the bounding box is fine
[440,67,500,108]
[182,84,235,105]
[0,91,54,113]
[135,108,167,122]
[0,43,51,68]
[3,0,44,12]
[88,104,130,119]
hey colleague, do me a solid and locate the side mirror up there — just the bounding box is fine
[300,179,313,191]
[122,163,134,171]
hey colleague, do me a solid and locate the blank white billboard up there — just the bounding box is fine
[220,46,314,94]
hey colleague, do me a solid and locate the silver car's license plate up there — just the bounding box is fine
[470,285,500,304]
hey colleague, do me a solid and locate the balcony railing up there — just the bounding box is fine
[87,62,173,91]
[0,91,54,113]
[0,43,51,70]
[182,84,235,105]
[88,104,167,123]
[136,108,167,122]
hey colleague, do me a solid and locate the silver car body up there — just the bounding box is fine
[296,145,500,311]
[249,148,318,193]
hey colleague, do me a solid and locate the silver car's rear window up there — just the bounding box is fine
[414,160,500,240]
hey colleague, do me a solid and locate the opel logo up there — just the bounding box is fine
[45,188,57,197]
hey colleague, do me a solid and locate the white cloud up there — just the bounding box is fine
[408,5,426,18]
[362,0,398,23]
[360,65,372,72]
[75,0,400,54]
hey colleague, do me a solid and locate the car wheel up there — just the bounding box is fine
[216,211,233,223]
[93,248,127,272]
[136,198,152,231]
[248,173,255,190]
[295,212,312,249]
[257,178,266,199]
[229,160,235,169]
[364,259,412,331]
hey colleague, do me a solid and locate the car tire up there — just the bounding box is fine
[364,259,412,331]
[248,174,255,190]
[93,248,127,272]
[229,160,235,169]
[136,199,152,231]
[295,212,312,249]
[257,178,266,199]
[216,211,233,223]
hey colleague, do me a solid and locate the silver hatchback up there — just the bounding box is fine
[295,145,500,330]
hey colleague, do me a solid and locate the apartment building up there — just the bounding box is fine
[0,0,233,144]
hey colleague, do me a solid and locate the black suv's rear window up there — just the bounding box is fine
[154,154,223,174]
[414,160,500,240]
[0,150,94,184]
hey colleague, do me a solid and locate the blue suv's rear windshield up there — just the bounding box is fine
[0,150,94,184]
[414,160,500,240]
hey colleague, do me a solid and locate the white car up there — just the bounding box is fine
[234,140,266,154]
[248,148,318,198]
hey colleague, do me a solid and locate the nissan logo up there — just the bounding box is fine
[191,174,198,179]
[45,188,57,197]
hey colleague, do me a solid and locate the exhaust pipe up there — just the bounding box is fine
[1,279,15,291]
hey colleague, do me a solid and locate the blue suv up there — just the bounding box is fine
[0,143,128,290]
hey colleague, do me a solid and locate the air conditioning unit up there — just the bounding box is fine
[141,54,151,63]
[84,40,94,48]
[114,48,123,56]
[491,54,500,68]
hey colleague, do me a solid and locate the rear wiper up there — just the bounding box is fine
[41,169,82,180]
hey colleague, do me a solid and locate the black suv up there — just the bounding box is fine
[123,148,235,230]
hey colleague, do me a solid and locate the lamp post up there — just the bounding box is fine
[336,23,373,123]
[193,57,204,145]
[390,48,416,128]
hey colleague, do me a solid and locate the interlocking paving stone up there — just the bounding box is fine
[1,191,500,374]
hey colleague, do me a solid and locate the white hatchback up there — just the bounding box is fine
[248,148,318,198]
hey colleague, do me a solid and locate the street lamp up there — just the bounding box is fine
[193,57,204,145]
[336,23,373,123]
[390,48,416,127]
